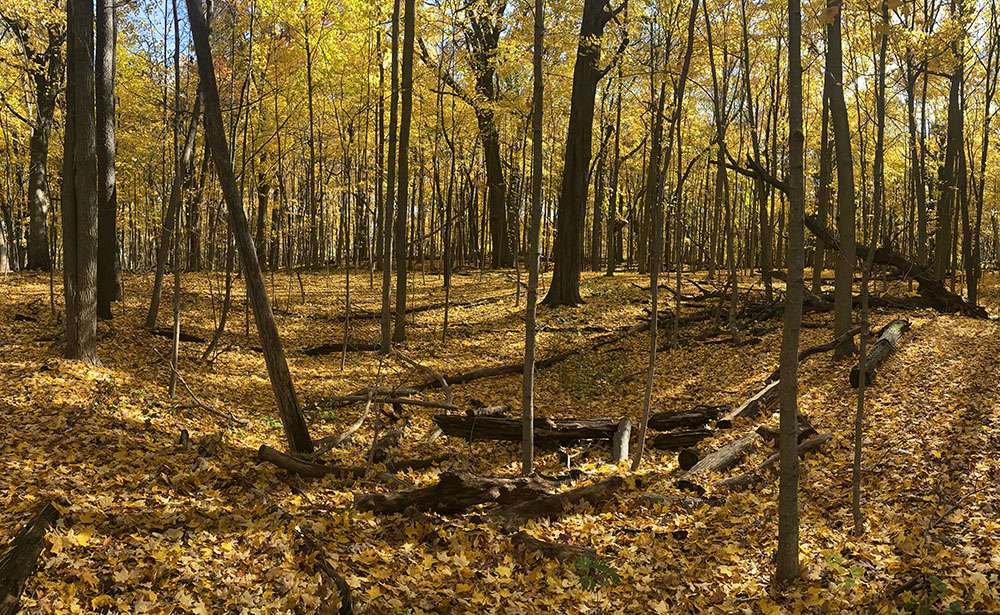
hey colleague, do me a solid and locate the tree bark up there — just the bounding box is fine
[392,0,415,343]
[63,0,100,364]
[186,0,313,454]
[827,0,857,360]
[543,0,623,306]
[96,0,120,319]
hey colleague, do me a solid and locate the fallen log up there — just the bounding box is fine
[151,327,206,343]
[257,445,363,479]
[850,319,911,388]
[755,424,818,446]
[804,214,986,317]
[677,432,761,495]
[648,405,726,431]
[351,293,513,319]
[511,531,597,562]
[492,476,625,530]
[641,493,723,508]
[677,447,701,471]
[650,429,714,450]
[302,341,381,355]
[432,414,620,443]
[354,471,580,515]
[715,433,833,491]
[326,395,459,411]
[765,325,864,383]
[0,501,61,615]
[296,531,353,615]
[466,405,510,417]
[716,381,779,429]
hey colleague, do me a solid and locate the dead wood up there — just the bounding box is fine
[650,429,715,450]
[715,433,833,491]
[433,414,621,443]
[677,432,762,495]
[302,341,381,355]
[0,501,61,615]
[492,476,625,530]
[511,531,597,562]
[648,405,726,431]
[354,471,581,515]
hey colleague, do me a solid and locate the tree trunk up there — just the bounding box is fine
[543,0,623,306]
[62,0,100,364]
[186,0,313,454]
[96,0,120,319]
[24,26,62,272]
[522,0,544,475]
[828,0,857,360]
[392,0,414,344]
[777,0,806,577]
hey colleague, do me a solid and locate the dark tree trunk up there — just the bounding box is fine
[23,25,63,271]
[96,0,120,319]
[186,0,313,454]
[827,0,857,360]
[392,0,415,343]
[63,0,100,364]
[543,0,623,306]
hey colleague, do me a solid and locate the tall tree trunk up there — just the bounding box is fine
[24,26,63,271]
[852,0,888,538]
[522,0,544,475]
[96,0,120,319]
[145,95,202,330]
[936,0,964,282]
[393,0,415,343]
[827,0,857,360]
[776,0,805,580]
[381,0,400,354]
[813,89,830,292]
[186,0,313,454]
[543,0,623,306]
[63,0,100,364]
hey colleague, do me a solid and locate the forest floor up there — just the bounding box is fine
[1,267,999,614]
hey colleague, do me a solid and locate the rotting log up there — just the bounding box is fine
[850,319,910,388]
[326,396,459,411]
[257,445,363,479]
[0,501,61,615]
[648,405,726,431]
[641,493,723,508]
[302,341,381,356]
[677,432,761,495]
[511,531,597,562]
[492,476,625,530]
[715,433,833,491]
[611,418,632,463]
[354,471,581,515]
[677,447,700,471]
[466,405,510,417]
[755,425,817,447]
[650,429,714,450]
[432,414,621,443]
[716,381,779,429]
[804,214,986,317]
[151,327,206,343]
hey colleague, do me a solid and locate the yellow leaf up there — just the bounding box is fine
[75,526,94,547]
